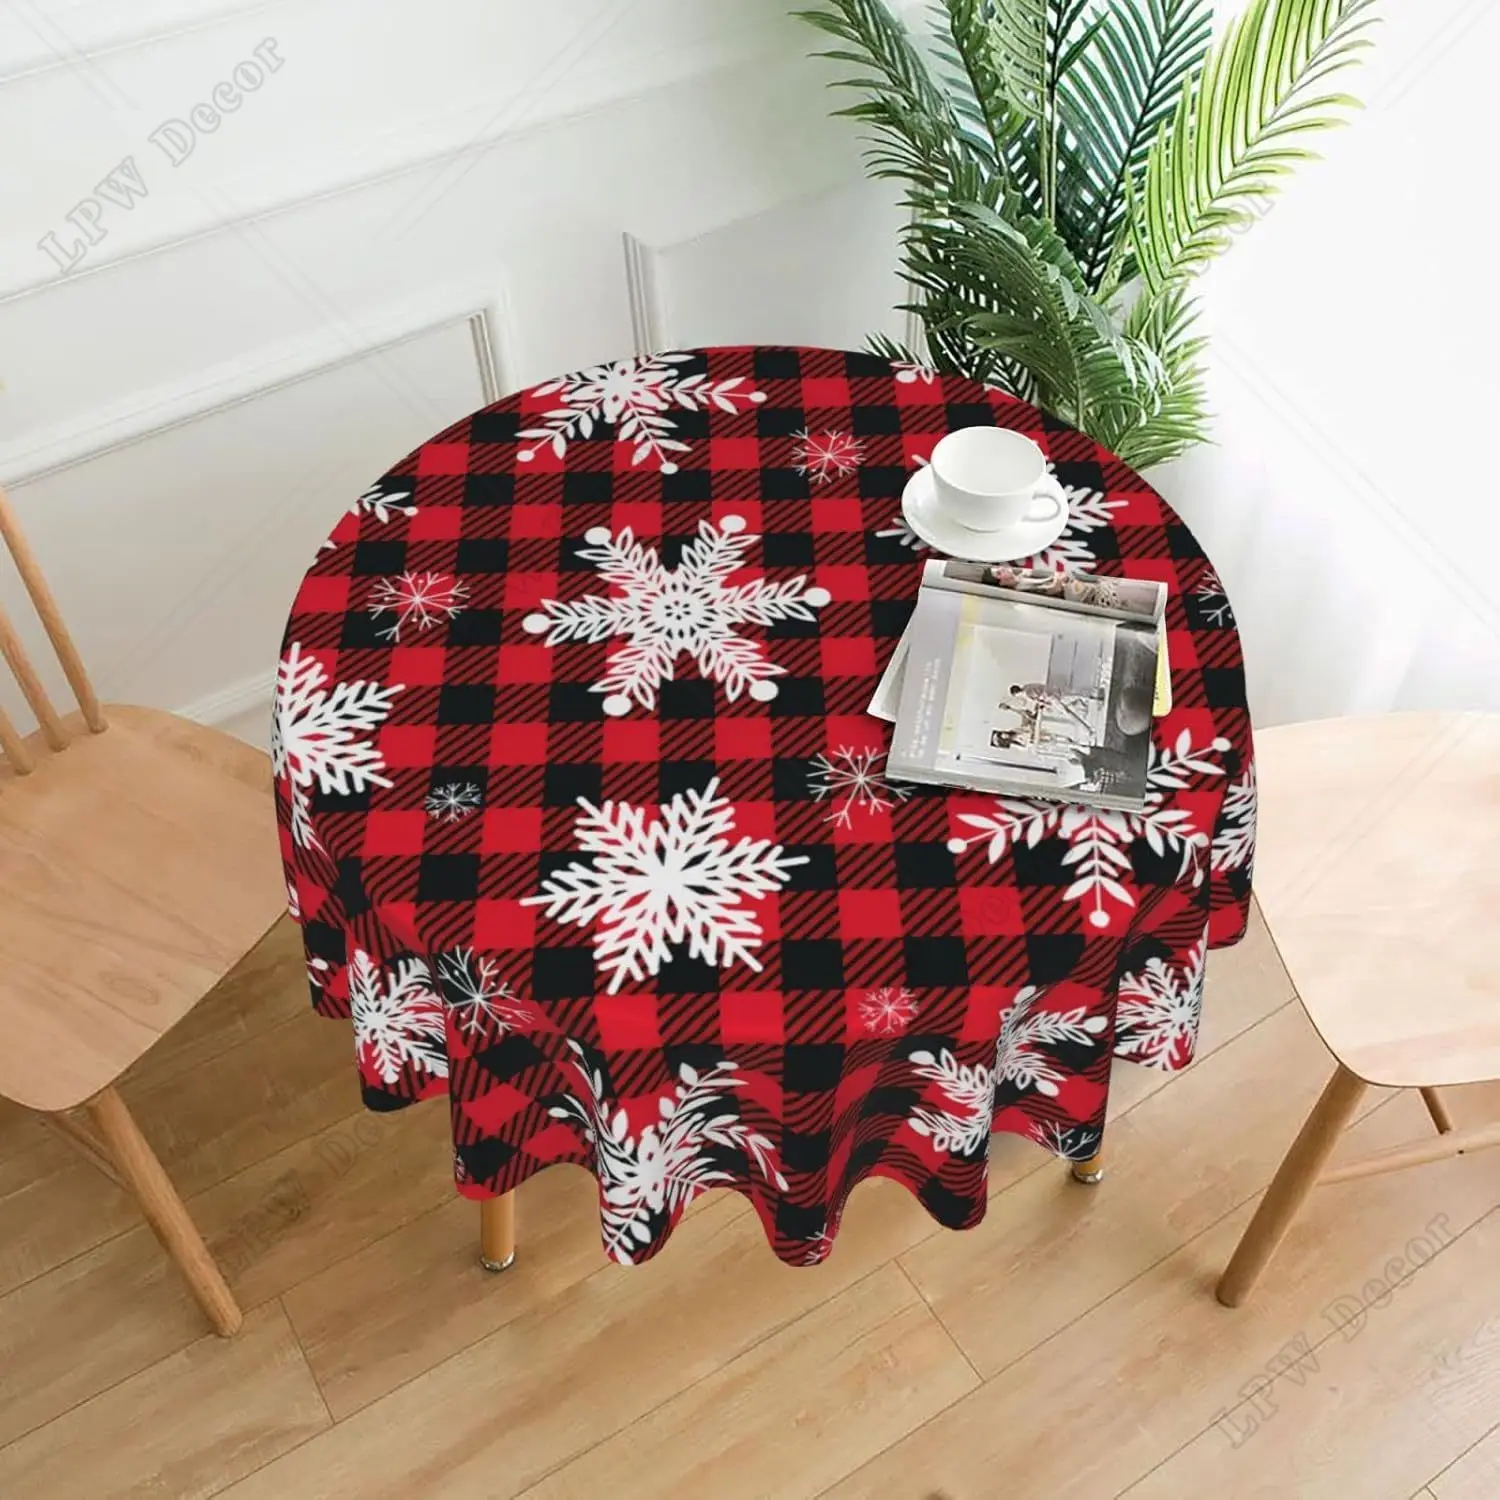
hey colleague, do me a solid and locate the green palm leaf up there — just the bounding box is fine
[1131,0,1378,292]
[1062,0,1214,292]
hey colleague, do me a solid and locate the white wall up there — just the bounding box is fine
[3,0,1492,747]
[0,0,905,745]
[1154,0,1500,726]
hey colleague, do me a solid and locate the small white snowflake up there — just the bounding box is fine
[874,513,926,550]
[425,781,482,822]
[798,1226,840,1265]
[808,746,911,828]
[352,482,416,524]
[1196,565,1235,627]
[348,948,447,1085]
[892,362,939,385]
[792,428,866,486]
[947,729,1228,930]
[550,1043,787,1261]
[272,643,403,850]
[1030,1120,1102,1162]
[368,571,468,643]
[516,353,766,475]
[995,986,1108,1097]
[859,986,919,1036]
[1116,937,1207,1069]
[523,777,808,993]
[908,1047,994,1157]
[436,949,534,1038]
[306,955,331,991]
[522,514,830,716]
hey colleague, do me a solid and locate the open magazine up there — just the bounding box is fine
[878,562,1168,810]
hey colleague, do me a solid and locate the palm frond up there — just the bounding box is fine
[990,0,1048,121]
[1063,0,1214,291]
[1130,0,1378,291]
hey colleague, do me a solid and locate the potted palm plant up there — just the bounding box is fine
[796,0,1377,469]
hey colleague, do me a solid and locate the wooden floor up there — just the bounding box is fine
[0,907,1496,1499]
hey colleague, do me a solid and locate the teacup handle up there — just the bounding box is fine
[1025,474,1068,525]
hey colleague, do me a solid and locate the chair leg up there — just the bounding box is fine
[1216,1064,1367,1309]
[1420,1086,1455,1135]
[86,1087,242,1337]
[479,1191,516,1272]
[1071,1148,1105,1185]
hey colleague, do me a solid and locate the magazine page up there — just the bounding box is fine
[887,590,1157,808]
[920,559,1166,625]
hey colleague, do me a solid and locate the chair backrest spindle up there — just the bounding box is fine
[0,699,35,774]
[0,485,107,771]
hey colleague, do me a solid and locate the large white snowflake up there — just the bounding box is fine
[996,985,1109,1097]
[947,728,1229,930]
[516,353,765,475]
[792,428,866,486]
[435,949,534,1039]
[1116,937,1207,1069]
[880,450,1124,569]
[859,986,919,1036]
[551,1043,787,1261]
[1212,762,1256,873]
[808,746,911,828]
[272,643,403,850]
[521,514,830,717]
[368,570,468,642]
[522,777,808,993]
[1030,1120,1102,1162]
[348,948,447,1086]
[425,781,482,822]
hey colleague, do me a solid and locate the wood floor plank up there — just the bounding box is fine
[218,1176,949,1500]
[1428,1399,1500,1497]
[899,1001,1386,1376]
[520,1264,979,1500]
[0,1100,455,1445]
[123,917,310,1093]
[282,1165,625,1419]
[821,1088,1500,1500]
[0,1302,329,1500]
[1122,1211,1500,1500]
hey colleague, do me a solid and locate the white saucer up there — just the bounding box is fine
[901,465,1069,563]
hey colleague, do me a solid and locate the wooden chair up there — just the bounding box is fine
[0,486,285,1336]
[1217,712,1500,1307]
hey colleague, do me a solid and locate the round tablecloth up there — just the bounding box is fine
[274,345,1255,1266]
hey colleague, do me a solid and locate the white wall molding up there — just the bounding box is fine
[176,661,274,735]
[0,23,799,303]
[0,292,507,485]
[0,0,283,84]
[622,232,667,357]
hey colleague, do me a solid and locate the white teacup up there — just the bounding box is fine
[930,427,1067,532]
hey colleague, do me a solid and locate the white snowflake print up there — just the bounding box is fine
[523,777,808,993]
[908,1048,995,1157]
[1116,937,1207,1069]
[351,481,416,524]
[348,948,447,1086]
[808,746,911,828]
[1030,1120,1101,1162]
[367,571,468,643]
[516,352,766,475]
[874,513,926,550]
[285,877,300,922]
[550,1042,787,1261]
[306,955,331,991]
[1212,762,1256,873]
[995,986,1108,1097]
[272,642,403,850]
[1196,565,1235,627]
[798,1224,840,1265]
[435,949,534,1039]
[425,781,483,823]
[859,986,919,1036]
[521,514,830,717]
[792,428,866,486]
[948,729,1229,929]
[891,361,939,385]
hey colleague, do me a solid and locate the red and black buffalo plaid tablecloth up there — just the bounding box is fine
[275,346,1254,1266]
